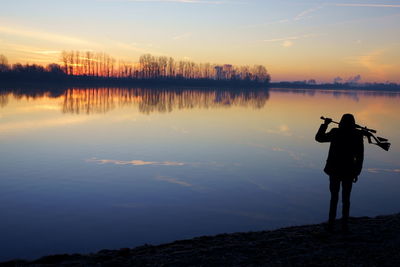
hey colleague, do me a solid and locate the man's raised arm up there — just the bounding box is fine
[315,119,332,143]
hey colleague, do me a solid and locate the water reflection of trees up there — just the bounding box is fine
[0,92,9,107]
[0,87,65,108]
[3,87,400,113]
[62,88,270,114]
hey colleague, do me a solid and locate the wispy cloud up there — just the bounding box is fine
[265,124,292,136]
[263,34,316,43]
[247,178,273,193]
[34,50,61,55]
[246,142,316,169]
[155,175,192,187]
[294,6,323,21]
[282,40,294,47]
[335,3,400,8]
[240,19,290,29]
[0,41,62,61]
[86,157,185,166]
[263,36,299,43]
[367,168,400,173]
[113,41,153,54]
[170,125,190,134]
[0,25,93,46]
[172,32,192,40]
[272,147,302,161]
[345,49,396,80]
[262,34,317,47]
[0,117,89,133]
[241,5,322,29]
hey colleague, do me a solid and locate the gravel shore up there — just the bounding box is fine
[2,213,399,267]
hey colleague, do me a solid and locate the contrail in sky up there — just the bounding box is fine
[336,3,400,8]
[101,0,225,4]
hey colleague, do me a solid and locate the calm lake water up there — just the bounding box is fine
[0,87,399,260]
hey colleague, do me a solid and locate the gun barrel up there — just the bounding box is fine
[321,116,377,133]
[320,116,339,124]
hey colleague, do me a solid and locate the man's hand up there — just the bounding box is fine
[353,176,358,183]
[323,118,332,125]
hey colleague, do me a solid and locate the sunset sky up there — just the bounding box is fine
[0,0,399,83]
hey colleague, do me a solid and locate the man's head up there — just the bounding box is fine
[339,113,356,130]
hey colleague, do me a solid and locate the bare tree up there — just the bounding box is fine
[0,54,9,72]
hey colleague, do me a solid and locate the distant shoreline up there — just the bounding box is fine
[269,82,400,91]
[2,213,399,266]
[0,77,269,89]
[1,78,400,92]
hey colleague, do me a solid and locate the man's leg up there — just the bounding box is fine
[329,176,340,225]
[341,177,353,230]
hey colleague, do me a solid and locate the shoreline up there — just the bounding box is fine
[0,77,270,90]
[1,78,400,92]
[2,213,399,266]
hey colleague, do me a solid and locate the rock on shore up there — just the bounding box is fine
[2,213,400,267]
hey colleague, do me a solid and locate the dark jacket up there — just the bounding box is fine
[315,124,364,177]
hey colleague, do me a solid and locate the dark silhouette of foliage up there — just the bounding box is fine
[57,50,271,83]
[0,52,271,87]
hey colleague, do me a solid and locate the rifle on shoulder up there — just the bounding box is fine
[320,116,390,151]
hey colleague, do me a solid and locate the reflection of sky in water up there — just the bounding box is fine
[0,88,399,261]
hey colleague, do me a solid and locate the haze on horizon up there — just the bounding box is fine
[0,0,399,83]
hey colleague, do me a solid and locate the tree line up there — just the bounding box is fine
[0,52,271,84]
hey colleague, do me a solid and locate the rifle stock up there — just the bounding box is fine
[377,142,391,151]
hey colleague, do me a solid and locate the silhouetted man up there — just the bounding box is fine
[315,114,364,232]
